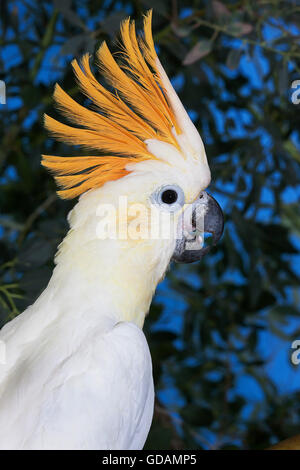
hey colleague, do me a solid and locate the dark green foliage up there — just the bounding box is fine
[0,0,299,449]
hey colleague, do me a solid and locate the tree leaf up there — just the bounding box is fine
[60,34,89,56]
[183,40,212,65]
[212,0,231,22]
[226,48,242,70]
[55,4,88,31]
[283,140,300,163]
[229,22,253,36]
[171,22,192,38]
[101,11,127,37]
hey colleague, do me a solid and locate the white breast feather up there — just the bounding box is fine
[0,304,154,450]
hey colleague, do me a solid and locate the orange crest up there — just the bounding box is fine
[42,10,181,199]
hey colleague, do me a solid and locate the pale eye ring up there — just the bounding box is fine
[151,184,185,212]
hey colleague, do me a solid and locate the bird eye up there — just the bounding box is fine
[151,185,185,212]
[161,189,178,205]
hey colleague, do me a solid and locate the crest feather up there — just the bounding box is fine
[42,10,181,199]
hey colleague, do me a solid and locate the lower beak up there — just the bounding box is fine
[172,191,224,264]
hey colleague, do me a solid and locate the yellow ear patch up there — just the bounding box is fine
[42,10,181,199]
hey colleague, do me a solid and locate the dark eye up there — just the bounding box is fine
[161,189,178,205]
[151,184,185,212]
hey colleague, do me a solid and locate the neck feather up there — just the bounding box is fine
[48,208,172,328]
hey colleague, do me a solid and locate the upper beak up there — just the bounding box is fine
[172,191,224,264]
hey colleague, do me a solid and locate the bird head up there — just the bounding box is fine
[42,11,224,309]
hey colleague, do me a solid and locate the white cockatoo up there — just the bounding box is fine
[0,11,223,449]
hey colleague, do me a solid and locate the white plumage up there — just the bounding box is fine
[0,11,222,449]
[0,176,177,450]
[0,222,156,450]
[0,315,153,449]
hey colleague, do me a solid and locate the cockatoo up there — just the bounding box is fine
[0,11,223,449]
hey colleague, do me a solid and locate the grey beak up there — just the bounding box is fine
[172,191,224,264]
